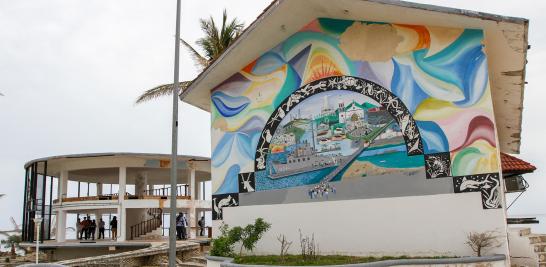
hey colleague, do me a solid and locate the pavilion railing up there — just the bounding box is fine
[143,185,190,198]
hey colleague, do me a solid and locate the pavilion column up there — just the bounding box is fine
[117,166,126,242]
[135,172,148,197]
[58,170,68,202]
[56,210,67,242]
[97,182,103,196]
[95,212,102,238]
[189,168,197,238]
[56,170,68,242]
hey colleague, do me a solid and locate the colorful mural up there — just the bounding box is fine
[210,18,501,213]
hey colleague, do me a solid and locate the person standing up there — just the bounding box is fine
[110,216,118,241]
[83,217,89,240]
[98,218,105,239]
[181,213,188,239]
[176,212,184,240]
[198,216,205,236]
[90,219,97,240]
[76,218,83,240]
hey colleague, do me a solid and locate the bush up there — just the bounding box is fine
[210,218,271,257]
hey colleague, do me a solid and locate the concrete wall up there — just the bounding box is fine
[222,193,509,257]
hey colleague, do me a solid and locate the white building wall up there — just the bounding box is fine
[222,192,509,258]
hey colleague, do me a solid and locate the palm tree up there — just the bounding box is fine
[135,9,244,104]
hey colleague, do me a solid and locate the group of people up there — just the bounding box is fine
[76,216,117,240]
[175,213,207,240]
[308,182,336,199]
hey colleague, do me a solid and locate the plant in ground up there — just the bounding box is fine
[299,229,319,261]
[277,234,293,262]
[210,218,271,257]
[210,223,240,257]
[465,230,502,256]
[238,218,271,256]
[1,234,21,259]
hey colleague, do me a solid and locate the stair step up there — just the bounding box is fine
[178,261,205,267]
[190,256,207,264]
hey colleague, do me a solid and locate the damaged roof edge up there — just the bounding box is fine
[371,0,528,24]
[513,19,529,154]
[179,0,528,106]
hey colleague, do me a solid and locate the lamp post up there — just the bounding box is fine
[33,214,43,264]
[169,0,182,266]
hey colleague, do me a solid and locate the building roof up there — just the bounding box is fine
[500,152,536,174]
[24,152,209,169]
[179,0,529,154]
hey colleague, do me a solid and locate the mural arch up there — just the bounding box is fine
[254,75,424,173]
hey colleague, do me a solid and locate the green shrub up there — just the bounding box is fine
[210,218,271,257]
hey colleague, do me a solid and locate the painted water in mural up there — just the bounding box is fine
[210,18,502,215]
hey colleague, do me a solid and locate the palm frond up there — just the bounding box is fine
[180,38,209,70]
[135,81,191,104]
[135,10,244,104]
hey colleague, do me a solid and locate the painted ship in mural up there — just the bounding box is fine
[267,92,403,179]
[269,142,347,179]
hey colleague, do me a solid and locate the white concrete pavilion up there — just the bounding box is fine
[22,152,212,244]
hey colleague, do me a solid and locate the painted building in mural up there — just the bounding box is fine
[181,0,529,258]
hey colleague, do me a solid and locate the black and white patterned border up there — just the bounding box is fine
[453,173,501,209]
[238,172,256,193]
[425,152,451,179]
[254,76,423,171]
[212,193,239,220]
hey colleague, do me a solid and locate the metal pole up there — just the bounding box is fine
[169,0,182,265]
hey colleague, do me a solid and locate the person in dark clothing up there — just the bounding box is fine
[90,219,96,240]
[83,217,89,240]
[98,218,105,239]
[198,216,205,236]
[176,213,184,240]
[110,216,118,240]
[86,217,92,240]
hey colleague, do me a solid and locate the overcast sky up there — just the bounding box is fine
[0,0,544,232]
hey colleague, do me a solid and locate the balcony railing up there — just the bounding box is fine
[52,189,194,204]
[143,185,190,198]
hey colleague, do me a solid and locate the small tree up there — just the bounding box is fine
[210,218,271,257]
[277,234,293,262]
[1,235,21,259]
[238,218,271,256]
[465,230,502,256]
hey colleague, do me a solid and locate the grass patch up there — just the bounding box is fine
[234,255,453,266]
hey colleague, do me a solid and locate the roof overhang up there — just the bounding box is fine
[180,0,529,154]
[23,152,211,182]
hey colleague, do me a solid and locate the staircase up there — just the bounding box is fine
[509,227,546,267]
[176,256,207,267]
[130,208,163,240]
